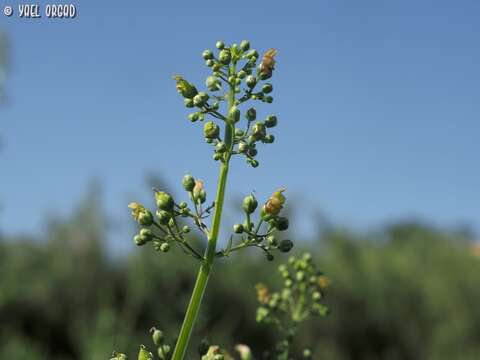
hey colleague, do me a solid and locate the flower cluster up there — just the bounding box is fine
[174,40,279,168]
[217,189,293,261]
[255,253,330,359]
[128,174,218,260]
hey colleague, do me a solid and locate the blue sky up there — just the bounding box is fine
[1,0,479,245]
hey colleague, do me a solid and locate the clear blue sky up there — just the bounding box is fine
[1,1,479,244]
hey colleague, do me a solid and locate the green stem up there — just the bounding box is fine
[171,66,236,360]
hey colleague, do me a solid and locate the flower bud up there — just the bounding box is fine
[240,40,250,52]
[160,243,170,252]
[110,352,128,360]
[213,153,222,161]
[193,92,209,107]
[267,235,277,246]
[218,49,231,65]
[250,159,259,168]
[206,76,221,91]
[238,142,248,153]
[155,191,174,212]
[206,59,215,67]
[263,188,286,216]
[156,210,171,225]
[245,49,258,59]
[193,180,206,204]
[264,96,273,104]
[182,174,195,192]
[215,142,227,153]
[276,217,289,231]
[228,106,240,123]
[251,122,266,140]
[266,253,274,261]
[140,228,154,241]
[235,128,244,137]
[242,194,258,214]
[203,121,220,139]
[138,345,153,360]
[128,203,153,226]
[173,75,198,99]
[216,41,225,49]
[245,107,256,121]
[279,239,293,253]
[263,134,275,144]
[245,75,257,88]
[184,98,194,108]
[262,83,273,94]
[312,291,322,302]
[188,112,200,122]
[150,328,164,346]
[303,349,313,359]
[134,234,147,246]
[233,223,244,234]
[237,70,247,79]
[212,63,221,72]
[182,225,191,233]
[265,115,277,128]
[202,49,214,60]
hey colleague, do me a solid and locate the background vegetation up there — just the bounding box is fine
[1,186,478,360]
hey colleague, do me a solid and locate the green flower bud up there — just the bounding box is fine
[303,252,312,262]
[235,128,244,137]
[138,345,153,360]
[312,291,322,301]
[193,92,209,107]
[179,201,188,209]
[155,191,174,212]
[139,228,154,240]
[134,234,147,246]
[216,41,225,49]
[184,98,194,108]
[259,70,272,80]
[265,115,277,128]
[211,101,220,110]
[136,211,152,226]
[285,278,293,287]
[242,194,258,214]
[188,112,200,122]
[245,49,258,59]
[262,83,273,94]
[303,349,313,359]
[251,122,266,140]
[238,142,248,153]
[233,223,244,234]
[156,210,171,225]
[228,106,240,123]
[182,225,190,233]
[212,63,221,72]
[150,328,164,346]
[110,352,128,360]
[215,142,227,152]
[260,206,274,221]
[206,76,221,91]
[256,307,269,322]
[160,243,170,252]
[228,75,236,84]
[240,40,250,51]
[168,218,175,228]
[266,253,274,261]
[218,49,231,65]
[203,121,220,139]
[202,49,214,60]
[213,153,222,161]
[248,148,257,157]
[276,217,289,231]
[263,134,275,143]
[250,159,259,168]
[206,59,215,67]
[296,271,305,282]
[173,75,198,99]
[182,174,195,192]
[279,239,293,253]
[245,107,256,121]
[245,75,257,88]
[238,70,247,79]
[267,235,277,246]
[264,96,273,103]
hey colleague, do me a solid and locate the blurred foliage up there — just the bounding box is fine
[1,190,479,359]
